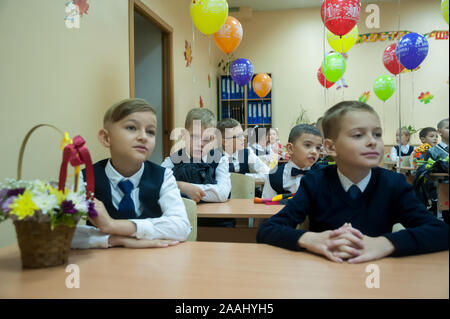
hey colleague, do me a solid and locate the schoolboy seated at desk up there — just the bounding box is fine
[257,101,449,263]
[72,98,191,249]
[261,124,323,199]
[161,108,232,227]
[425,118,449,161]
[217,118,270,180]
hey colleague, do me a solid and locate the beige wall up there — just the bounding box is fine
[232,0,449,145]
[0,0,217,247]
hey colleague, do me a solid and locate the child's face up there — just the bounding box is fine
[396,132,410,145]
[421,131,439,146]
[222,125,245,155]
[287,133,322,168]
[438,121,449,143]
[325,111,384,170]
[100,111,156,166]
[268,129,278,145]
[186,125,216,159]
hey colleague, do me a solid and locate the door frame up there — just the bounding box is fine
[129,0,174,157]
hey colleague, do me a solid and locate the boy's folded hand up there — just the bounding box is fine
[109,235,180,248]
[327,223,365,260]
[178,182,206,202]
[89,198,115,233]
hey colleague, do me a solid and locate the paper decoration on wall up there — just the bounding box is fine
[357,30,449,44]
[208,73,212,88]
[73,0,89,16]
[184,41,193,68]
[418,92,434,104]
[64,1,81,29]
[359,91,370,103]
[199,96,204,108]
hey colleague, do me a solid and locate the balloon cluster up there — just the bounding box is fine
[318,0,361,89]
[190,0,272,98]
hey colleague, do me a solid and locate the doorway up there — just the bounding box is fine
[129,0,174,163]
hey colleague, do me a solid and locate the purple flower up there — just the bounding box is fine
[1,197,14,213]
[0,188,7,199]
[61,200,77,215]
[87,201,97,218]
[7,188,25,197]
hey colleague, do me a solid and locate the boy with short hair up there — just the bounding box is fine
[257,101,448,263]
[426,119,449,161]
[161,108,231,203]
[72,98,191,249]
[419,127,439,147]
[217,118,270,179]
[261,124,323,199]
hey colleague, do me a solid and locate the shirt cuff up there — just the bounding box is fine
[130,219,154,239]
[89,234,111,249]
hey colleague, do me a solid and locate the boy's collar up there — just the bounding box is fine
[287,160,311,171]
[105,159,144,189]
[336,167,372,192]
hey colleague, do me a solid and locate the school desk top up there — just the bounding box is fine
[196,199,283,218]
[0,242,447,298]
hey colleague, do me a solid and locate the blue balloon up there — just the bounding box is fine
[230,58,254,86]
[396,33,429,70]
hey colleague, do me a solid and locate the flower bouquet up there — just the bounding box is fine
[412,143,432,168]
[0,124,96,268]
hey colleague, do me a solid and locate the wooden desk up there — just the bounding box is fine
[196,199,283,243]
[0,242,447,299]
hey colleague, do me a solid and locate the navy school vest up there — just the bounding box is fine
[394,145,414,157]
[228,148,250,174]
[170,148,221,184]
[83,159,165,226]
[268,162,324,195]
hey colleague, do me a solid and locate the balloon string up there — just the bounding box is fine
[411,71,415,127]
[396,0,402,172]
[192,22,196,85]
[227,54,230,118]
[340,35,344,101]
[323,0,327,109]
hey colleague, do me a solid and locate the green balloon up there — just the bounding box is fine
[373,75,396,102]
[321,52,346,83]
[442,0,449,24]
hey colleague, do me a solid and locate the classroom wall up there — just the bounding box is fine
[0,0,217,247]
[231,0,449,145]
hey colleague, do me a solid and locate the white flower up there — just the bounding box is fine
[66,191,88,213]
[32,193,58,215]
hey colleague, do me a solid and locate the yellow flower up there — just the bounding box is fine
[9,190,38,220]
[48,186,66,204]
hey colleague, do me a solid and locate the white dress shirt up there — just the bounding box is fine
[337,168,372,193]
[71,160,192,249]
[262,161,311,199]
[161,152,231,202]
[224,147,270,180]
[390,144,414,163]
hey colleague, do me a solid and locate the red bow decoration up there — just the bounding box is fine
[58,135,95,199]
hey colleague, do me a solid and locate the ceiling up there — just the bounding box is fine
[228,0,399,12]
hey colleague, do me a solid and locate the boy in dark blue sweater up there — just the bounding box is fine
[257,101,449,263]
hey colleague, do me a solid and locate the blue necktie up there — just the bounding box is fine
[118,180,136,217]
[291,168,308,177]
[348,185,361,200]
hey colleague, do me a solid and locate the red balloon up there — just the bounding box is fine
[383,43,405,75]
[317,67,335,88]
[321,0,361,36]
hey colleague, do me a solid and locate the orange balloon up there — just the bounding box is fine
[253,73,272,98]
[213,16,243,54]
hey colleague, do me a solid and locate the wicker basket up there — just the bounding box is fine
[14,220,77,268]
[13,124,77,269]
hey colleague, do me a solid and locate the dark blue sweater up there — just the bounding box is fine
[257,165,449,257]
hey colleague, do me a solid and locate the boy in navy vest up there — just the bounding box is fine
[261,124,323,199]
[161,108,231,227]
[425,118,449,161]
[257,101,448,263]
[71,98,191,249]
[217,118,270,179]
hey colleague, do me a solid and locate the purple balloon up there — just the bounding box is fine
[396,33,429,70]
[230,58,254,86]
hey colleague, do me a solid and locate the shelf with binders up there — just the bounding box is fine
[218,73,272,129]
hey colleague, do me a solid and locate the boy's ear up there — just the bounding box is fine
[98,129,111,148]
[323,138,337,157]
[286,142,294,155]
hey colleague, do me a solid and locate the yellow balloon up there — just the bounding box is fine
[327,25,359,53]
[190,0,229,36]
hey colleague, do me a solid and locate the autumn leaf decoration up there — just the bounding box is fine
[199,96,204,108]
[184,40,193,68]
[73,0,89,16]
[418,92,434,104]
